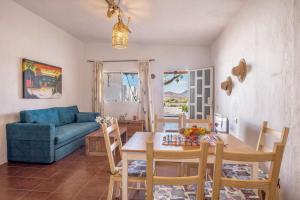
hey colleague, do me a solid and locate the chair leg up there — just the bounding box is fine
[107,176,114,200]
[115,181,121,199]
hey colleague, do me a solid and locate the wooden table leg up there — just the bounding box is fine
[122,152,128,200]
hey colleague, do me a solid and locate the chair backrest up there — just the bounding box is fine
[256,121,289,152]
[212,141,285,200]
[102,118,123,174]
[154,114,182,132]
[181,114,212,131]
[146,139,209,200]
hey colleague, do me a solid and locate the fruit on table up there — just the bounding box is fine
[182,126,207,136]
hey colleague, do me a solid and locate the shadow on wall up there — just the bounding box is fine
[243,122,261,148]
[0,112,19,164]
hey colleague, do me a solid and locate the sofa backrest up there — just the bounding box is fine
[55,105,79,126]
[20,108,60,126]
[20,105,79,126]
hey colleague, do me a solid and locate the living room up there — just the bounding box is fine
[0,0,299,200]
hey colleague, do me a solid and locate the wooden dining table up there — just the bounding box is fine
[121,132,259,200]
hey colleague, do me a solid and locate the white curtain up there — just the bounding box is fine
[92,61,104,115]
[138,61,154,131]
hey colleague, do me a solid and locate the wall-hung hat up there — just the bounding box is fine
[232,58,247,82]
[221,76,233,96]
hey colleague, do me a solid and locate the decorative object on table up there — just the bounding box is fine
[214,113,229,133]
[133,115,137,120]
[162,133,220,147]
[221,76,233,96]
[22,59,62,99]
[232,58,247,82]
[162,134,202,146]
[179,126,208,136]
[105,0,131,49]
[119,113,128,121]
[95,116,113,126]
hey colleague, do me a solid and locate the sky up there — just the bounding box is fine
[164,73,189,93]
[122,73,139,87]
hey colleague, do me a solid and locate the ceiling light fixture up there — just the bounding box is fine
[105,0,131,49]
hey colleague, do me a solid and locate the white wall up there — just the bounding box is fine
[0,0,86,164]
[211,0,299,199]
[84,43,211,119]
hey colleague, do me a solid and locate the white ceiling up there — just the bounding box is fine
[14,0,245,46]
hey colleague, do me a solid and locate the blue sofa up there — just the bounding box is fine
[6,106,100,164]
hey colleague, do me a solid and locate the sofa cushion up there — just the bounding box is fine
[76,112,99,123]
[20,108,60,126]
[56,106,79,126]
[55,122,99,148]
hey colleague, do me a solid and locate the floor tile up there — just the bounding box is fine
[0,189,27,200]
[19,191,50,200]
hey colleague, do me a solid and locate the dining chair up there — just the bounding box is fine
[222,121,289,199]
[146,138,209,200]
[154,113,183,132]
[181,114,212,131]
[211,140,285,200]
[102,118,146,200]
[181,115,212,176]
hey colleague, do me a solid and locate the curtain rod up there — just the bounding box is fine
[87,59,155,63]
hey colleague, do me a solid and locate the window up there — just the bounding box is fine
[104,72,139,103]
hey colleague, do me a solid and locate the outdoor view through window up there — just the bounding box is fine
[104,72,139,102]
[163,71,189,117]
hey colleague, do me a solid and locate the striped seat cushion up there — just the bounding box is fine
[116,160,146,177]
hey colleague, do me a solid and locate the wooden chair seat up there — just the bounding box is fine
[153,180,261,200]
[116,160,147,177]
[222,163,268,181]
[153,185,191,199]
[204,178,261,200]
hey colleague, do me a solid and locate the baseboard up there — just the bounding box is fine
[0,158,7,165]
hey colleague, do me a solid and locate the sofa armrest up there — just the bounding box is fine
[76,112,100,123]
[7,123,55,141]
[6,123,55,163]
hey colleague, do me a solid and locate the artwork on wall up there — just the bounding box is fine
[22,59,62,99]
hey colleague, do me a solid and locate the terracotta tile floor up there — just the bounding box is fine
[0,148,146,200]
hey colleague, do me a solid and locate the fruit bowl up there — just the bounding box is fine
[179,126,208,137]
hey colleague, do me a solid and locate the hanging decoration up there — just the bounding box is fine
[105,0,131,49]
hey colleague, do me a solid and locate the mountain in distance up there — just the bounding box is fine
[164,90,188,99]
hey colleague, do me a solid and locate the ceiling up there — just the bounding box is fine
[14,0,245,46]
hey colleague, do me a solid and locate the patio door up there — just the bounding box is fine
[189,67,213,119]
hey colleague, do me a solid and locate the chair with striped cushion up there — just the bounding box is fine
[102,118,146,200]
[146,138,209,200]
[211,140,285,200]
[222,122,289,191]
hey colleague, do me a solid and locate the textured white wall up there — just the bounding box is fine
[84,43,212,119]
[0,0,86,164]
[211,0,299,199]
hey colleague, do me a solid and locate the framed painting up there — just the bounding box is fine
[22,59,62,99]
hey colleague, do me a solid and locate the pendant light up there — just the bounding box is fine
[112,15,131,49]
